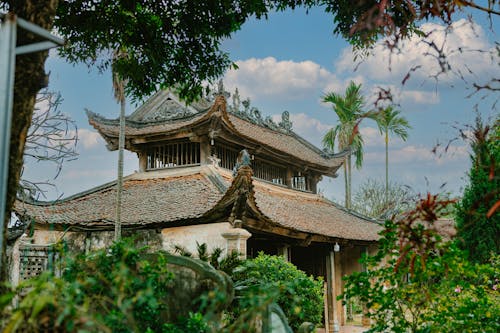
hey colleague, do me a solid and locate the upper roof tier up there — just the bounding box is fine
[87,88,349,176]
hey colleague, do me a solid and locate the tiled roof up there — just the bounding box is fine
[87,110,209,137]
[15,165,380,242]
[252,182,381,241]
[15,169,223,228]
[227,114,346,170]
[88,90,348,173]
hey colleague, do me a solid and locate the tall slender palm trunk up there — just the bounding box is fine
[385,130,389,204]
[346,156,352,209]
[344,161,349,209]
[115,90,125,241]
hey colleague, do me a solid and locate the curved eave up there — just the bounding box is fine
[86,99,220,150]
[219,166,381,243]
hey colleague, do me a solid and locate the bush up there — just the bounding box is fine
[343,198,500,333]
[0,239,211,333]
[230,253,324,331]
[455,115,500,264]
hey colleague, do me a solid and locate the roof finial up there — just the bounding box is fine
[232,149,251,176]
[217,79,224,94]
[278,110,293,132]
[216,79,230,99]
[232,87,241,111]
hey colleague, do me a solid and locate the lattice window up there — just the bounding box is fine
[291,176,309,191]
[147,141,200,170]
[215,144,289,186]
[254,159,287,184]
[215,144,239,170]
[19,245,52,281]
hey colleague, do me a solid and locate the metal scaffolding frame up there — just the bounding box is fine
[0,12,64,273]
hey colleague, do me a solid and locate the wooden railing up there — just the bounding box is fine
[147,142,200,170]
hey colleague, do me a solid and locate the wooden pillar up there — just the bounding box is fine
[326,250,340,333]
[277,244,291,261]
[335,249,343,326]
[199,136,211,165]
[138,151,148,172]
[286,168,293,188]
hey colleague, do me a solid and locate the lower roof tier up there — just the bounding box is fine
[14,165,382,243]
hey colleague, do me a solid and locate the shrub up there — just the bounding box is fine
[230,253,324,331]
[455,115,500,264]
[343,196,500,333]
[0,239,211,333]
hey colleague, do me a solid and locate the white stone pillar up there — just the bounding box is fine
[222,225,251,259]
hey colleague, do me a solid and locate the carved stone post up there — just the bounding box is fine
[222,221,251,259]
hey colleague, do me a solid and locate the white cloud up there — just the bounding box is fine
[336,19,498,86]
[75,129,103,150]
[224,57,342,101]
[365,144,468,165]
[360,126,384,147]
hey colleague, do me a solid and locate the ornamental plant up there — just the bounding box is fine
[455,115,500,264]
[0,239,211,333]
[230,253,324,331]
[342,194,500,333]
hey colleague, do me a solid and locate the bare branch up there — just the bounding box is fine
[19,90,79,200]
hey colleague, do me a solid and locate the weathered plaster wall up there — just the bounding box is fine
[27,229,162,252]
[161,222,234,256]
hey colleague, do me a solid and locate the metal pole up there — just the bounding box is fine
[0,12,17,275]
[0,12,63,275]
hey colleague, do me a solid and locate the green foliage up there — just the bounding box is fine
[343,197,500,332]
[323,81,367,208]
[175,242,243,276]
[323,0,461,48]
[0,239,211,333]
[455,115,500,264]
[230,253,324,331]
[53,1,275,102]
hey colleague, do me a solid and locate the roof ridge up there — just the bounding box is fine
[227,111,351,161]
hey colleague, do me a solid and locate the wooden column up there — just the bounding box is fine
[277,244,291,261]
[199,136,211,165]
[138,151,148,172]
[326,250,340,333]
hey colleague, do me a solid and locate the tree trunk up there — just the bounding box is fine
[385,130,389,204]
[1,0,59,283]
[343,161,348,208]
[347,155,352,209]
[115,97,125,241]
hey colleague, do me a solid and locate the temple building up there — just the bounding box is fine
[13,85,381,331]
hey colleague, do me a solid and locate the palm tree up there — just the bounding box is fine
[322,81,366,209]
[112,49,127,241]
[373,106,411,201]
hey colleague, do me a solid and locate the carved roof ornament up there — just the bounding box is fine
[278,111,293,132]
[232,88,241,112]
[215,79,230,99]
[226,89,293,134]
[232,149,252,176]
[141,98,195,122]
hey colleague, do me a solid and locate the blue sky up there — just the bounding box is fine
[23,6,499,204]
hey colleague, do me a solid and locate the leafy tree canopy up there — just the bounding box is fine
[455,115,500,264]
